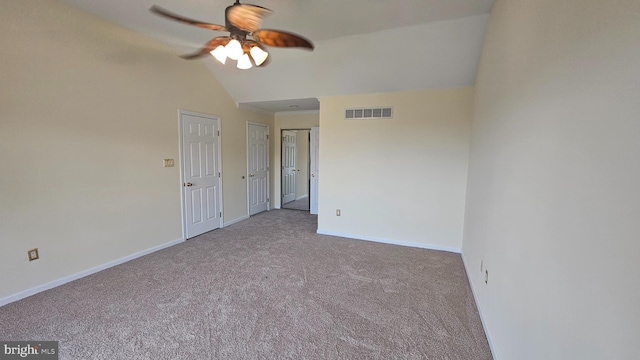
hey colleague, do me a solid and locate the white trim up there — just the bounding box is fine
[218,118,225,223]
[246,121,271,216]
[237,103,274,116]
[275,109,320,117]
[223,215,250,228]
[178,111,186,241]
[461,253,499,360]
[316,230,461,253]
[178,109,219,120]
[0,238,184,307]
[296,194,309,201]
[178,110,223,239]
[246,121,250,215]
[309,127,319,215]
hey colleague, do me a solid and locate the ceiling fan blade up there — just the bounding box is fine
[150,5,227,32]
[252,29,314,50]
[180,36,231,60]
[226,4,272,33]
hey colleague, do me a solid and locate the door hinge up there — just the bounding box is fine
[218,172,221,177]
[217,130,220,136]
[220,212,222,217]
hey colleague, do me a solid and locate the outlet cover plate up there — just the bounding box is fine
[28,248,39,261]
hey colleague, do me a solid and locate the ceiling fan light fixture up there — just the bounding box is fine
[250,46,269,66]
[150,3,315,68]
[237,53,253,70]
[226,39,243,60]
[210,45,228,64]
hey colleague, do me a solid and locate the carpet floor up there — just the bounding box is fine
[283,196,310,211]
[0,210,492,359]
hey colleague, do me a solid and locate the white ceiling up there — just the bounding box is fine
[60,0,494,113]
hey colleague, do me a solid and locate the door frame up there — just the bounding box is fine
[246,121,270,215]
[281,130,298,205]
[178,109,224,240]
[279,127,313,211]
[310,126,319,214]
[280,128,312,210]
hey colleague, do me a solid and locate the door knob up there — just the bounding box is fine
[249,174,255,177]
[184,182,193,187]
[311,174,315,177]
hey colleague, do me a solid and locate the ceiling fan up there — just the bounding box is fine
[150,1,314,69]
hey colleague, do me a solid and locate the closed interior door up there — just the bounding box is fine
[248,123,269,215]
[181,112,221,238]
[282,130,297,204]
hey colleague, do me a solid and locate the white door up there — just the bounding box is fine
[282,130,297,204]
[248,123,269,215]
[181,112,222,239]
[310,127,319,215]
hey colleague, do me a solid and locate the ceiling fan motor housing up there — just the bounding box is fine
[225,4,248,42]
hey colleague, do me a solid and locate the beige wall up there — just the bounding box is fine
[272,113,319,208]
[0,0,271,302]
[295,130,310,199]
[317,88,473,250]
[463,0,640,358]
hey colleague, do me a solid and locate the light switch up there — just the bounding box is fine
[163,159,175,167]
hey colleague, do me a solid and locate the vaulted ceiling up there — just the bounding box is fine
[60,0,494,113]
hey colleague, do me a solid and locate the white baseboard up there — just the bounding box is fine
[223,215,249,227]
[296,195,309,200]
[0,237,184,307]
[461,252,499,360]
[316,230,461,253]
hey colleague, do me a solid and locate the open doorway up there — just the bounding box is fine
[281,129,310,211]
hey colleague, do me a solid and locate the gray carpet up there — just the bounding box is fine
[0,210,492,359]
[283,196,310,211]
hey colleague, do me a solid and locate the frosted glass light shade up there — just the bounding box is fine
[210,45,227,64]
[250,46,269,66]
[237,53,253,70]
[225,39,243,60]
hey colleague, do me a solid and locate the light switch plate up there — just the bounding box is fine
[163,159,175,167]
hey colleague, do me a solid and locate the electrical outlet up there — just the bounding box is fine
[336,209,341,216]
[485,270,489,284]
[28,248,39,261]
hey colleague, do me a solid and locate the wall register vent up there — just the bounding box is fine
[345,107,393,120]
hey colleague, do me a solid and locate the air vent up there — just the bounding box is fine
[345,107,393,120]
